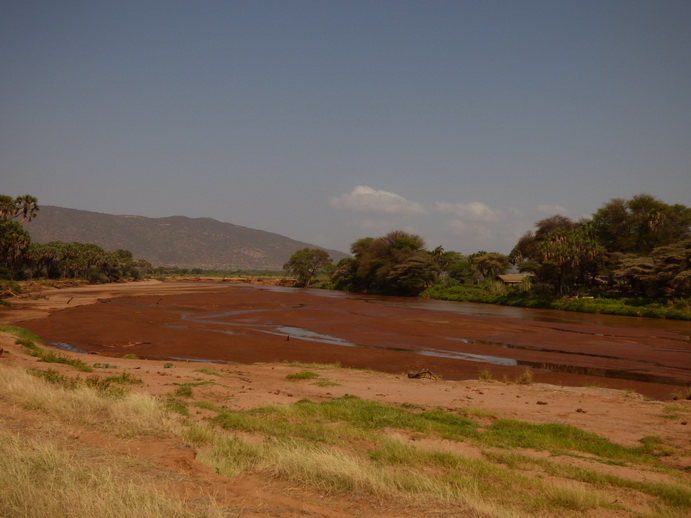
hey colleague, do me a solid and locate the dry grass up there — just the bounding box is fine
[0,428,228,518]
[1,327,690,518]
[1,365,170,438]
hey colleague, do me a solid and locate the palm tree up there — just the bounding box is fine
[15,195,39,223]
[0,195,16,221]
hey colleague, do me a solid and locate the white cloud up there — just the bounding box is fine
[435,201,500,222]
[331,186,426,215]
[536,204,568,216]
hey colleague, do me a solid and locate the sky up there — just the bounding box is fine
[2,1,690,256]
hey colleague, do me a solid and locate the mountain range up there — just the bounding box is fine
[24,206,348,271]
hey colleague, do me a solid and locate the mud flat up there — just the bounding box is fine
[6,280,690,400]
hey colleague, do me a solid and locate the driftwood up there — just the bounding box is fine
[407,369,437,380]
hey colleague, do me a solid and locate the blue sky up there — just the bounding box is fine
[2,0,690,255]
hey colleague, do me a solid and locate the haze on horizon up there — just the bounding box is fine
[2,1,690,256]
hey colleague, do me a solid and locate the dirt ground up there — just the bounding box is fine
[1,280,690,517]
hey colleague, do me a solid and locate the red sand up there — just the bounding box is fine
[9,281,691,400]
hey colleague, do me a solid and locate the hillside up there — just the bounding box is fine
[24,206,348,270]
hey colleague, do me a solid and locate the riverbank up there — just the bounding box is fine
[424,285,691,321]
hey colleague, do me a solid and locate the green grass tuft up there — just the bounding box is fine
[286,371,320,380]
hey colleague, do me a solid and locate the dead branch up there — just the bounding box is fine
[407,369,437,380]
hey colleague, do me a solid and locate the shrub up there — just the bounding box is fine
[478,368,495,382]
[515,368,534,385]
[670,386,691,401]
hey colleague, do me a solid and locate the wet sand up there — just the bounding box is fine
[12,281,691,400]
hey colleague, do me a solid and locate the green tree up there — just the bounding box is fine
[0,193,40,278]
[472,252,510,281]
[429,246,464,283]
[335,231,432,296]
[511,215,605,295]
[535,224,604,295]
[612,239,691,297]
[0,194,40,223]
[0,220,31,273]
[283,248,332,287]
[592,194,691,254]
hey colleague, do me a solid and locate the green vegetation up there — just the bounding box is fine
[331,231,434,296]
[165,397,189,416]
[314,379,341,387]
[27,368,130,398]
[105,372,143,385]
[0,193,152,283]
[193,395,690,516]
[19,338,93,372]
[122,353,138,360]
[0,324,42,343]
[92,362,118,369]
[175,384,194,398]
[193,368,224,377]
[286,370,320,380]
[323,194,691,318]
[283,247,332,287]
[3,352,689,517]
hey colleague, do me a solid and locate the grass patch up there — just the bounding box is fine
[105,372,143,385]
[194,368,224,377]
[286,370,320,380]
[175,385,194,398]
[19,339,93,372]
[2,365,169,437]
[0,429,227,518]
[5,357,689,517]
[193,400,225,413]
[314,379,341,387]
[0,324,42,343]
[486,450,691,510]
[92,362,118,369]
[478,420,668,464]
[122,353,138,359]
[28,368,130,398]
[165,397,189,416]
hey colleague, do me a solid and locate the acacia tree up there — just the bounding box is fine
[334,231,433,296]
[472,252,509,281]
[592,194,691,254]
[283,248,332,287]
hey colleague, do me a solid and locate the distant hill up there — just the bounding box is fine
[24,206,349,271]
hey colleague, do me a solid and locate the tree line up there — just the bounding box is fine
[286,193,691,301]
[0,194,152,283]
[2,192,688,302]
